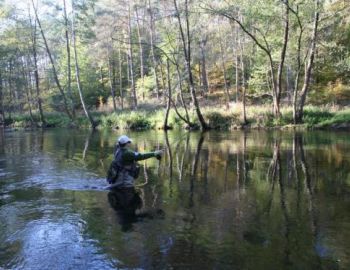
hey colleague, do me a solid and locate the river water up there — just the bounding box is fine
[0,129,349,269]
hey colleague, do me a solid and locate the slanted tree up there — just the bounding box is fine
[31,0,73,121]
[173,0,209,130]
[72,0,96,129]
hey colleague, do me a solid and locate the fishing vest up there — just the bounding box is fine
[107,148,140,188]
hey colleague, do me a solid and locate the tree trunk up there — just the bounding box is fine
[234,23,239,103]
[199,37,209,94]
[63,0,75,118]
[269,57,279,116]
[8,64,13,120]
[128,3,137,109]
[296,0,320,123]
[135,6,145,100]
[239,35,247,124]
[173,0,209,130]
[29,7,46,126]
[160,61,167,101]
[276,0,290,108]
[72,0,96,129]
[219,36,230,109]
[31,0,73,120]
[118,46,124,109]
[108,54,117,112]
[176,64,190,123]
[22,58,35,125]
[148,0,160,99]
[163,59,172,130]
[292,6,305,124]
[33,56,46,126]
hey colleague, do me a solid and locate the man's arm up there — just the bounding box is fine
[122,150,158,163]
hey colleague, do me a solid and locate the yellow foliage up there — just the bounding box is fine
[327,80,350,105]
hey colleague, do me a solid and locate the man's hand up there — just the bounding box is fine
[154,150,163,160]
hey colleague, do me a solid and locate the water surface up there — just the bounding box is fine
[0,129,349,269]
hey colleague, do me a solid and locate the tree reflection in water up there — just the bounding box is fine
[1,130,348,269]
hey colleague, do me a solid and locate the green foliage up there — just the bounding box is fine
[121,112,151,130]
[100,111,151,130]
[136,75,156,98]
[204,111,236,130]
[302,107,334,126]
[317,109,350,128]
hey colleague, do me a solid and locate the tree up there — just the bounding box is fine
[173,0,209,130]
[205,1,290,117]
[128,1,137,109]
[148,0,161,99]
[72,0,96,129]
[29,6,46,126]
[295,0,320,123]
[63,0,75,117]
[31,0,73,121]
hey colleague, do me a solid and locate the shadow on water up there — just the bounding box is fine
[108,187,165,232]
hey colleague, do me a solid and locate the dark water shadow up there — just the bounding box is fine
[108,187,165,232]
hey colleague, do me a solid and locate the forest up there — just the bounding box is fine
[0,0,349,130]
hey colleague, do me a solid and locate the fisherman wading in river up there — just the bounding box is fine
[107,135,162,189]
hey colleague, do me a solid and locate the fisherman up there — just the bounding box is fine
[107,135,162,189]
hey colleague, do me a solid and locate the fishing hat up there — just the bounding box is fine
[118,135,132,145]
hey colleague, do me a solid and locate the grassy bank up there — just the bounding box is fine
[4,105,350,131]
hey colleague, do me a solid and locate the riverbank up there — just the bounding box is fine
[3,105,350,131]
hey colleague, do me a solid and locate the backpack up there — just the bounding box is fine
[106,159,121,184]
[106,149,141,184]
[106,149,123,184]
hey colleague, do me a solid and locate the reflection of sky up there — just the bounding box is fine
[2,151,106,192]
[18,219,117,269]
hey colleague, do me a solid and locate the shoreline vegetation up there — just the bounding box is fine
[1,1,349,132]
[4,104,350,131]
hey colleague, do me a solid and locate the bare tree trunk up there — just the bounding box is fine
[148,0,160,99]
[239,35,247,124]
[163,59,172,130]
[296,0,320,123]
[276,0,290,109]
[8,64,13,120]
[219,35,230,109]
[234,23,239,103]
[118,46,124,109]
[160,61,167,101]
[31,0,72,120]
[128,3,137,109]
[63,0,75,118]
[199,37,209,94]
[176,64,190,123]
[99,66,104,89]
[72,0,96,129]
[198,62,202,96]
[276,1,305,122]
[135,6,145,100]
[29,6,46,126]
[126,45,130,85]
[107,53,117,112]
[21,58,35,125]
[173,0,209,130]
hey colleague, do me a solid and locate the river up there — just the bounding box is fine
[0,129,349,269]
